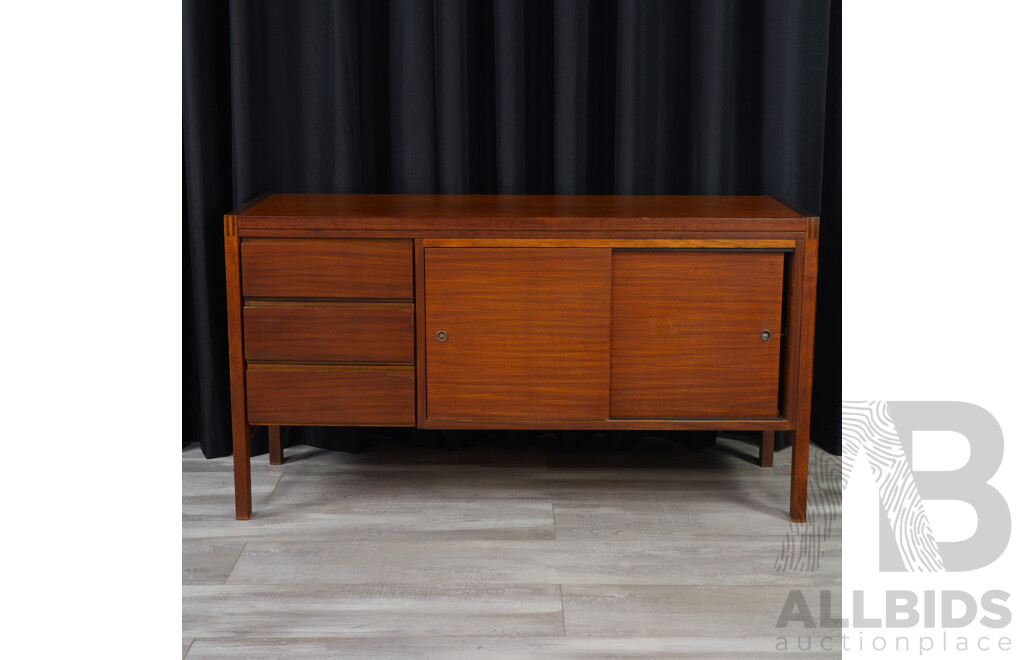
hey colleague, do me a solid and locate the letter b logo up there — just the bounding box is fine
[843,401,1010,572]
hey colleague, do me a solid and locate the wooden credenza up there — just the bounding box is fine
[224,194,818,522]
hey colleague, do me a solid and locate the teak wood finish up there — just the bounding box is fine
[243,303,415,364]
[224,194,819,522]
[425,248,612,422]
[246,366,416,427]
[241,238,413,300]
[610,251,785,419]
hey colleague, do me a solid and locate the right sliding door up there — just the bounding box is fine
[610,250,786,419]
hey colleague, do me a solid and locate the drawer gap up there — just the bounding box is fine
[247,363,414,372]
[244,298,413,306]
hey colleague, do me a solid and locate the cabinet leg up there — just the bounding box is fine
[268,425,283,465]
[759,430,774,467]
[789,218,817,524]
[789,421,809,523]
[233,423,252,520]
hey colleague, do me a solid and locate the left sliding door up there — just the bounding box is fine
[424,248,612,422]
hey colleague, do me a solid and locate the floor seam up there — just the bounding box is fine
[223,541,247,584]
[559,584,567,637]
[263,469,286,507]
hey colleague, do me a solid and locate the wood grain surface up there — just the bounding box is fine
[243,304,414,363]
[232,194,807,233]
[790,219,820,523]
[240,238,413,299]
[223,215,252,520]
[222,194,820,524]
[610,251,785,419]
[235,194,805,218]
[246,367,415,426]
[424,248,611,421]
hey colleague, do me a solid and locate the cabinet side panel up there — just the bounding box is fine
[610,251,785,419]
[424,248,611,421]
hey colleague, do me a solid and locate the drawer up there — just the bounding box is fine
[241,239,413,299]
[243,303,414,363]
[246,366,415,426]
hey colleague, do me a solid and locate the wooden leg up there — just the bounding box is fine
[759,430,774,467]
[269,425,283,465]
[789,424,809,523]
[225,215,252,520]
[232,423,252,520]
[789,218,818,523]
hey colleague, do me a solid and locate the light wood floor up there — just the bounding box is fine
[183,434,841,659]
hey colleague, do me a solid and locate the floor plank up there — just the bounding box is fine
[553,500,841,541]
[184,498,555,542]
[224,537,839,586]
[184,636,840,659]
[182,540,247,585]
[561,584,840,637]
[182,436,841,656]
[183,584,563,637]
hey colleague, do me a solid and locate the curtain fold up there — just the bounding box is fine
[184,0,840,458]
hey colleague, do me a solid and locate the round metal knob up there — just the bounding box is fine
[436,330,448,342]
[760,330,771,341]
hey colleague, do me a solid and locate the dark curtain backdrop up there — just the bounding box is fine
[185,0,841,458]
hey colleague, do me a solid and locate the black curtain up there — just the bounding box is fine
[185,0,840,458]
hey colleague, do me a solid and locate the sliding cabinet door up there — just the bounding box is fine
[610,251,785,419]
[425,248,611,422]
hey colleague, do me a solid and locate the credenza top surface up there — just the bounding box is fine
[229,194,811,234]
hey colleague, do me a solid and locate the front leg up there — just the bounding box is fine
[789,218,818,523]
[232,422,252,520]
[789,424,809,523]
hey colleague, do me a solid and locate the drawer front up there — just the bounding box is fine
[243,304,414,363]
[241,239,413,299]
[246,367,415,426]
